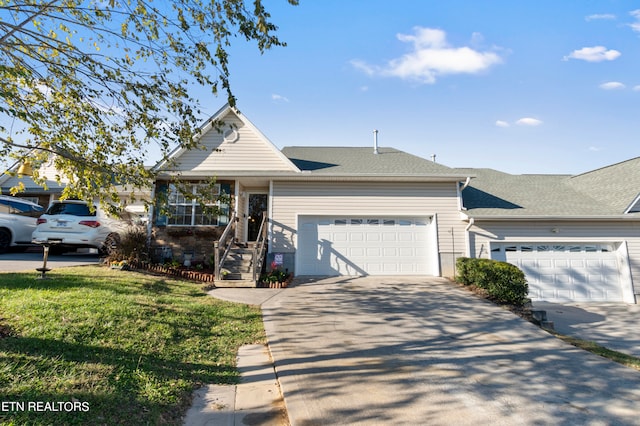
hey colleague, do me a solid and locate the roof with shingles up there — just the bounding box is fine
[458,158,640,218]
[281,146,465,176]
[568,157,640,214]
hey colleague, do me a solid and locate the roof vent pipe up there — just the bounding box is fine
[431,154,436,162]
[373,129,379,154]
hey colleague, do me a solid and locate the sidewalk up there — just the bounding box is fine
[183,344,288,426]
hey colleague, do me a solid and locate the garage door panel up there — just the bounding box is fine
[384,247,397,256]
[351,247,365,256]
[537,259,553,268]
[297,216,431,276]
[366,247,381,256]
[570,259,585,268]
[350,232,364,241]
[334,232,348,242]
[399,247,414,257]
[497,242,622,302]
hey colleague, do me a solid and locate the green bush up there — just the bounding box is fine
[456,256,473,285]
[456,257,528,305]
[108,225,149,263]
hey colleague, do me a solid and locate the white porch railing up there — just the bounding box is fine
[252,211,268,282]
[214,211,237,281]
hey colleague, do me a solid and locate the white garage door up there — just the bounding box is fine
[297,216,432,276]
[493,243,623,302]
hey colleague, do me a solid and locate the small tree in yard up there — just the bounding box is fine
[0,0,297,210]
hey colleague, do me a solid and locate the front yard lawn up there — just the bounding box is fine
[0,266,265,425]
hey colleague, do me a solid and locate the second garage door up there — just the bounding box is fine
[296,216,434,276]
[492,243,624,302]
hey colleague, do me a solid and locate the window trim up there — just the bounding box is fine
[166,183,226,226]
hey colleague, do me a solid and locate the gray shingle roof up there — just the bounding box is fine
[568,157,640,213]
[281,146,461,176]
[458,159,640,217]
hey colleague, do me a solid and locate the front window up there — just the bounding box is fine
[166,183,228,226]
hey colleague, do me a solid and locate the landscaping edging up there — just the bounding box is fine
[110,261,217,283]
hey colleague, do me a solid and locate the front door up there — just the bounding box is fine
[247,194,268,241]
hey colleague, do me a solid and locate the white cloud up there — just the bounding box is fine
[630,9,640,32]
[599,81,626,90]
[515,117,543,126]
[495,120,510,128]
[271,94,289,103]
[351,27,502,84]
[585,13,616,21]
[633,85,640,91]
[563,46,621,62]
[588,146,601,152]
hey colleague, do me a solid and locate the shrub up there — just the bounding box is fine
[456,257,528,305]
[108,225,149,263]
[456,256,473,285]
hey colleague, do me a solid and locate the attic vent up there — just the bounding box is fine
[223,128,239,143]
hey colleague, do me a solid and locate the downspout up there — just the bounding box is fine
[268,180,274,253]
[146,182,156,250]
[460,176,471,191]
[234,180,240,242]
[457,177,471,211]
[464,217,475,258]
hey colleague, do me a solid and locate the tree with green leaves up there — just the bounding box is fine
[0,0,296,210]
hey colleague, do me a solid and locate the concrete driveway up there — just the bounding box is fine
[0,250,101,273]
[213,276,640,425]
[534,301,640,359]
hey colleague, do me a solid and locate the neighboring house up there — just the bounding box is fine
[152,104,638,304]
[1,156,151,218]
[459,163,640,304]
[0,158,67,207]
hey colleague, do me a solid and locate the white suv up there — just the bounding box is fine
[0,195,44,253]
[32,200,125,255]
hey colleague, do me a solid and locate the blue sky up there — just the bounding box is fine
[203,0,640,175]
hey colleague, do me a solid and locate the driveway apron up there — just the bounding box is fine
[260,276,640,425]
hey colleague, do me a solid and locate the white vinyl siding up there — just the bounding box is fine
[173,112,296,172]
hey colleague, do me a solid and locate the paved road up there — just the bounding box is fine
[213,276,640,425]
[0,250,101,273]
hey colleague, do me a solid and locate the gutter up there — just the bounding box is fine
[466,214,640,221]
[156,171,471,182]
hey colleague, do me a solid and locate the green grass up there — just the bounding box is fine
[552,333,640,372]
[0,266,265,425]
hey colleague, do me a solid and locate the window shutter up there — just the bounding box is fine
[155,182,168,226]
[218,183,231,225]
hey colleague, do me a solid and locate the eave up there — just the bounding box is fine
[155,170,470,183]
[461,212,640,222]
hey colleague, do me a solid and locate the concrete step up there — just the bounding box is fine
[224,272,254,281]
[215,279,256,288]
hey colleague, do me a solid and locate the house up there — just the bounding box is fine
[151,104,639,304]
[0,158,67,207]
[1,156,151,218]
[459,164,640,304]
